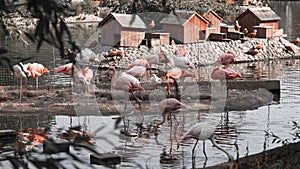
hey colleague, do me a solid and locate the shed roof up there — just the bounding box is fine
[203,9,223,21]
[160,10,209,25]
[237,7,281,21]
[99,13,147,29]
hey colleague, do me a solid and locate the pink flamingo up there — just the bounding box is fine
[215,51,235,68]
[154,98,186,136]
[174,45,187,57]
[110,69,145,133]
[81,67,94,84]
[126,58,150,69]
[144,51,160,67]
[177,123,234,162]
[126,65,146,78]
[54,63,91,85]
[12,62,31,103]
[76,48,98,62]
[173,56,195,69]
[211,67,242,81]
[166,67,196,96]
[26,62,49,97]
[54,63,73,76]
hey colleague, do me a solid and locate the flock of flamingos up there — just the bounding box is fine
[12,45,243,163]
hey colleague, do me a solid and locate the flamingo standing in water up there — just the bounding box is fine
[154,98,186,136]
[26,62,49,97]
[110,68,145,133]
[211,67,242,81]
[12,62,31,103]
[54,63,91,85]
[178,123,234,162]
[54,63,74,85]
[215,51,235,68]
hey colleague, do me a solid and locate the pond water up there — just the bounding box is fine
[0,1,300,169]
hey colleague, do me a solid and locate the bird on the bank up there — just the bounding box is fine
[243,28,248,36]
[291,37,300,45]
[284,45,297,55]
[107,49,118,57]
[154,98,186,136]
[246,47,259,56]
[12,62,31,103]
[247,29,257,38]
[177,123,234,162]
[234,21,241,32]
[171,40,176,45]
[215,51,235,68]
[26,62,49,97]
[211,67,242,81]
[255,44,263,50]
[149,20,155,30]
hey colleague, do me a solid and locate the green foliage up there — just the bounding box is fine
[265,121,300,146]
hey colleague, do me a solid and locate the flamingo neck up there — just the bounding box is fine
[210,136,234,161]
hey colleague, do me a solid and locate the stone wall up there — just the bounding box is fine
[96,37,300,68]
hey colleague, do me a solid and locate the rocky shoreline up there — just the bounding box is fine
[94,37,300,68]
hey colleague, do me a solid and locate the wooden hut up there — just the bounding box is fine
[203,9,223,38]
[160,10,209,43]
[98,13,147,47]
[237,7,281,38]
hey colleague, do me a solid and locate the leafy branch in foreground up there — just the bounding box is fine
[265,121,300,145]
[0,0,80,59]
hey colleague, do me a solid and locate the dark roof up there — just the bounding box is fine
[160,10,209,25]
[237,7,281,21]
[99,13,147,29]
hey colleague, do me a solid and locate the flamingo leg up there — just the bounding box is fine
[36,77,39,98]
[192,139,198,158]
[154,112,166,136]
[203,140,208,161]
[19,78,22,104]
[123,92,128,133]
[169,111,173,154]
[130,91,142,111]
